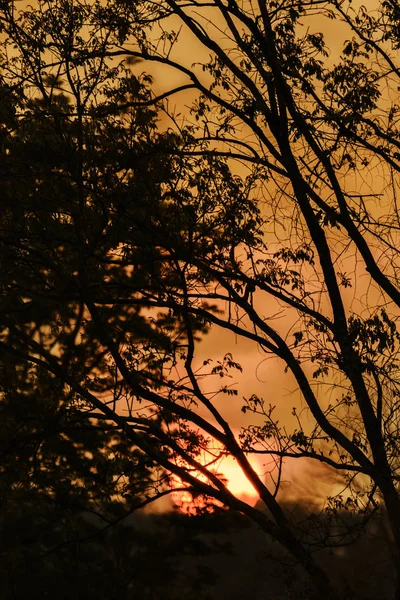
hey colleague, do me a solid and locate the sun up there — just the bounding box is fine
[216,455,262,504]
[171,452,263,513]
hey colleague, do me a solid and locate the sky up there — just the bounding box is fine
[141,2,369,511]
[14,0,385,514]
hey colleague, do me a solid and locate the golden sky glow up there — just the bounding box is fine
[170,441,266,514]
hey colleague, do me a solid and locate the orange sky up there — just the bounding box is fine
[141,0,389,514]
[17,0,385,514]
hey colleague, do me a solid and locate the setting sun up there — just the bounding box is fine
[215,455,261,504]
[171,452,263,513]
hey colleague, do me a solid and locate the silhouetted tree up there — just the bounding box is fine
[0,2,222,597]
[1,1,400,598]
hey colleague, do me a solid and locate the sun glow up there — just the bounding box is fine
[218,455,261,503]
[171,451,264,513]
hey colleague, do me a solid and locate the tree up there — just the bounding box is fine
[1,0,400,598]
[0,3,243,598]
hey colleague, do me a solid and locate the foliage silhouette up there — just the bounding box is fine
[1,1,400,598]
